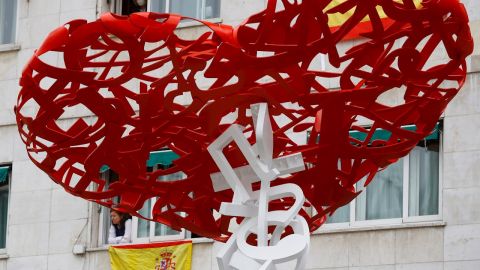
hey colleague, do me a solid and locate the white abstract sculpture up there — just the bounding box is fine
[208,103,309,270]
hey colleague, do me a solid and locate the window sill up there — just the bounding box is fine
[0,253,9,260]
[86,222,446,253]
[0,44,20,53]
[103,17,222,42]
[176,17,223,29]
[86,246,109,252]
[86,237,214,252]
[191,237,213,244]
[313,221,446,235]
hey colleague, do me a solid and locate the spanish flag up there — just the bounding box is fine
[109,240,192,270]
[327,0,422,39]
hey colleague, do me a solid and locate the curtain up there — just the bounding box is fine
[149,0,219,19]
[131,154,185,239]
[0,189,8,248]
[408,145,439,216]
[204,0,220,19]
[149,0,166,13]
[327,204,350,223]
[0,0,17,44]
[154,171,184,237]
[102,171,124,243]
[356,159,403,221]
[137,199,151,238]
[102,152,186,241]
[170,0,201,18]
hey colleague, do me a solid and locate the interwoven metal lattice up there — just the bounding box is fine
[15,0,473,241]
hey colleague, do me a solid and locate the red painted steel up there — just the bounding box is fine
[15,0,473,241]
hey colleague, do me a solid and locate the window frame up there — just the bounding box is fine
[403,134,443,224]
[130,197,187,244]
[0,165,11,253]
[318,126,443,232]
[153,0,215,20]
[97,170,120,246]
[96,127,443,243]
[131,150,188,243]
[97,150,191,245]
[112,0,221,21]
[0,0,19,47]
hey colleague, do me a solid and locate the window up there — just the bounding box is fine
[113,0,220,20]
[99,169,119,244]
[0,166,10,249]
[0,0,17,45]
[324,124,441,227]
[100,150,193,244]
[132,150,187,243]
[112,0,147,15]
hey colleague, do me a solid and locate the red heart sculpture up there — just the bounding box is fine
[15,0,473,240]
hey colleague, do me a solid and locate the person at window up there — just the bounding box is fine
[121,0,147,15]
[108,209,132,244]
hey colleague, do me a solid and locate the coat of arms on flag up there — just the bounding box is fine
[155,251,177,270]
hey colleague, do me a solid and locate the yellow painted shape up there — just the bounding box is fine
[326,0,423,27]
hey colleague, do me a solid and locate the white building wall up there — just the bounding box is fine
[0,0,479,269]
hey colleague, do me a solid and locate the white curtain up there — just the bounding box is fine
[153,171,184,237]
[149,0,220,19]
[0,189,7,248]
[0,0,17,44]
[149,0,166,13]
[408,145,439,216]
[204,0,220,19]
[137,199,151,238]
[170,0,201,18]
[356,160,403,221]
[327,204,349,223]
[101,163,186,241]
[101,171,122,243]
[135,161,185,238]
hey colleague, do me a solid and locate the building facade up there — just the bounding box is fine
[0,0,479,269]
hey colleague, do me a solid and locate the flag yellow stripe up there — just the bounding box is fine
[109,242,192,270]
[327,0,423,28]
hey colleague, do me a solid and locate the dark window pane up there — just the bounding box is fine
[120,0,147,15]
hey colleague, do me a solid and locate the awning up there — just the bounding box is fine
[349,123,440,142]
[99,150,180,173]
[307,123,440,144]
[99,165,110,173]
[147,150,179,167]
[0,167,9,185]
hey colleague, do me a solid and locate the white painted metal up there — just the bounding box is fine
[208,103,309,270]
